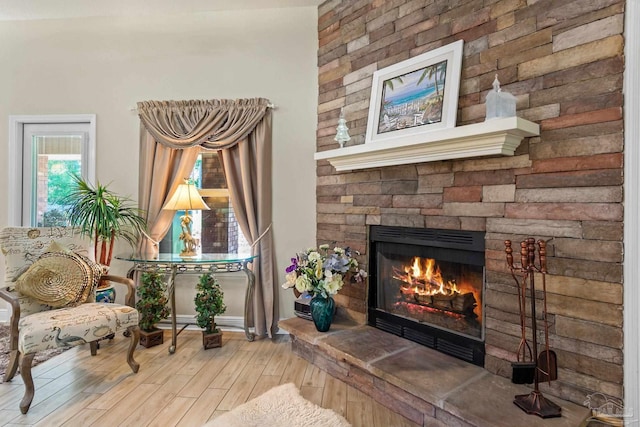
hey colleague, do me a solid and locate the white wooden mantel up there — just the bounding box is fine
[314,116,540,171]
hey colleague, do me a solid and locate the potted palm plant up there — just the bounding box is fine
[63,174,147,296]
[136,271,170,347]
[194,274,226,349]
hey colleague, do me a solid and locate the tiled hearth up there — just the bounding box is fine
[280,316,589,427]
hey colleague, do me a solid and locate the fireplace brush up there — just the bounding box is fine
[505,240,535,385]
[504,238,561,418]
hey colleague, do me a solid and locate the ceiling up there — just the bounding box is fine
[0,0,324,21]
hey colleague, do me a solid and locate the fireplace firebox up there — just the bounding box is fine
[368,226,485,366]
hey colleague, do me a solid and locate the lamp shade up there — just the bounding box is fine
[162,182,210,211]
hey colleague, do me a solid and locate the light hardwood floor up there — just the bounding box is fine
[0,330,419,427]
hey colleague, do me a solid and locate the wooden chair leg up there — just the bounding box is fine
[90,341,99,356]
[127,325,140,373]
[19,353,36,414]
[4,349,19,382]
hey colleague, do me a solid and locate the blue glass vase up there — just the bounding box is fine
[310,295,335,332]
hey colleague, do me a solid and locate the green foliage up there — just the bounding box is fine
[47,160,81,206]
[194,274,226,333]
[41,209,68,227]
[136,272,171,332]
[62,174,147,265]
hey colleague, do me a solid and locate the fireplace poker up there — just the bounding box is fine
[536,239,558,384]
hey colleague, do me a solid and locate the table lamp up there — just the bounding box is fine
[162,180,210,257]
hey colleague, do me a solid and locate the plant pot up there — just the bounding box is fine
[202,330,222,349]
[139,328,164,348]
[96,285,116,304]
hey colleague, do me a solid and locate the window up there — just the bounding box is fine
[160,151,249,254]
[8,115,96,226]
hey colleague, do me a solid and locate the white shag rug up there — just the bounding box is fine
[203,383,351,427]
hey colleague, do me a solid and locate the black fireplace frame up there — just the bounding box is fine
[367,225,486,366]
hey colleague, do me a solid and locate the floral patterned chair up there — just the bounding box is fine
[0,227,140,414]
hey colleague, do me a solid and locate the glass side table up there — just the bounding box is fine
[116,253,258,354]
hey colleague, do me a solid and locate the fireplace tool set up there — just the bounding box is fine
[505,238,561,418]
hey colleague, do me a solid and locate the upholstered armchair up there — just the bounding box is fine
[0,227,141,414]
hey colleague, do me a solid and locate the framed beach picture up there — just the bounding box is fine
[364,39,463,145]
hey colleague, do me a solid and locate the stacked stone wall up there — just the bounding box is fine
[316,0,625,405]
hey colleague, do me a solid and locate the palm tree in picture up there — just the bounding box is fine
[383,76,404,91]
[417,60,447,97]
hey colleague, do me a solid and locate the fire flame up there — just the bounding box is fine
[393,257,460,296]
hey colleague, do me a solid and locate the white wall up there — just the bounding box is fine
[0,7,318,325]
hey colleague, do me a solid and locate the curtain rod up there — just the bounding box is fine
[129,102,276,113]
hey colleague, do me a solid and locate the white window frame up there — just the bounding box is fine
[8,114,96,226]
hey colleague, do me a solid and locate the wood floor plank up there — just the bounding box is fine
[10,370,104,425]
[247,375,281,400]
[85,360,164,410]
[0,329,421,427]
[176,352,235,399]
[302,363,327,388]
[0,383,22,400]
[59,408,105,427]
[322,375,349,417]
[372,400,421,427]
[280,352,310,388]
[29,346,86,379]
[245,336,281,365]
[260,339,292,376]
[114,374,192,427]
[207,349,254,389]
[89,382,160,427]
[300,385,324,406]
[347,384,369,402]
[346,399,376,427]
[216,362,265,411]
[0,409,22,426]
[147,396,196,427]
[0,378,54,411]
[0,371,81,413]
[32,392,101,427]
[175,387,227,427]
[178,330,243,374]
[207,410,228,423]
[146,346,200,385]
[80,362,139,394]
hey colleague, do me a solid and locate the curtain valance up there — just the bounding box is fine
[136,98,270,150]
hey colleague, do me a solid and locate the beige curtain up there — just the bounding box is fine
[220,113,278,337]
[137,98,278,337]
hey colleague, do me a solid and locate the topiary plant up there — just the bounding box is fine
[136,272,171,332]
[194,274,226,334]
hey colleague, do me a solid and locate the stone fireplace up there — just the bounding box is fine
[368,225,485,366]
[314,0,624,408]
